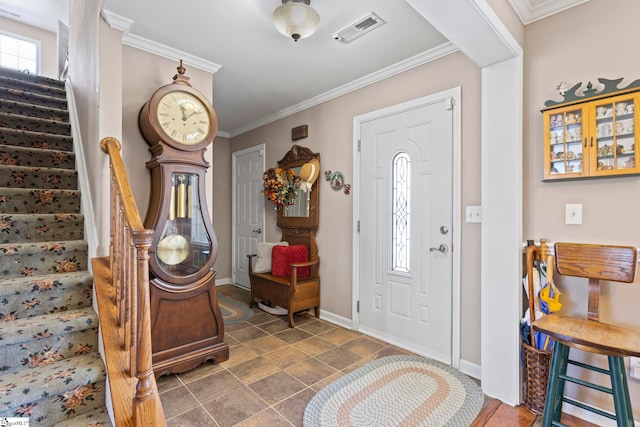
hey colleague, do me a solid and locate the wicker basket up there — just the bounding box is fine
[522,341,552,415]
[522,243,553,415]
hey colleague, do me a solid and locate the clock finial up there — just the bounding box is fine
[173,60,191,85]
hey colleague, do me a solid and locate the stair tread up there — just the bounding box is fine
[0,270,91,292]
[0,212,83,221]
[0,187,80,196]
[0,164,77,174]
[0,126,73,143]
[0,143,76,170]
[0,74,66,96]
[0,307,97,346]
[0,352,105,413]
[0,98,69,120]
[0,86,68,108]
[0,68,65,89]
[0,110,71,128]
[54,406,112,427]
[0,239,87,253]
[0,187,81,215]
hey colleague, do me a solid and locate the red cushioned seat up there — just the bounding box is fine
[271,244,310,277]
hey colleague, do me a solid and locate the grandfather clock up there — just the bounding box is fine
[138,61,228,377]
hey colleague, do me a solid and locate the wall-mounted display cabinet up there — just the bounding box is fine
[543,86,639,180]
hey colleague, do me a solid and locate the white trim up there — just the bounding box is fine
[100,9,220,74]
[319,309,353,330]
[216,130,231,139]
[471,0,523,58]
[66,77,98,265]
[480,55,523,407]
[229,42,458,137]
[100,9,133,34]
[352,86,463,369]
[122,33,221,75]
[507,0,589,25]
[231,143,266,286]
[459,359,481,380]
[214,277,233,286]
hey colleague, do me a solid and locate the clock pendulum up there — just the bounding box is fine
[138,61,228,376]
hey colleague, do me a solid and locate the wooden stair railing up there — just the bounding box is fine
[94,137,166,426]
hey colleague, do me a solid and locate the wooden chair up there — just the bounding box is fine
[532,242,639,427]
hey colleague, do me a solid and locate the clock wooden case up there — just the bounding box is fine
[139,61,228,377]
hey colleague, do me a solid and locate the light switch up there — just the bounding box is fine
[465,206,482,223]
[565,204,582,225]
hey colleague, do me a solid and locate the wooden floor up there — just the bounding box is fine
[473,398,599,426]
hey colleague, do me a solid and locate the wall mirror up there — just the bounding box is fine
[277,145,319,230]
[284,166,310,218]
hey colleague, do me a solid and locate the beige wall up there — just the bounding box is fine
[231,51,483,365]
[0,16,57,79]
[525,0,640,418]
[212,135,232,279]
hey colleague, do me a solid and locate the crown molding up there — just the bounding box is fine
[101,9,133,34]
[507,0,589,25]
[216,130,231,139]
[228,42,458,137]
[122,33,221,75]
[101,9,221,75]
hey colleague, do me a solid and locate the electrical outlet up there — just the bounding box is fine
[465,206,482,223]
[630,356,640,380]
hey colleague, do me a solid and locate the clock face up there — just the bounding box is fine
[156,91,211,145]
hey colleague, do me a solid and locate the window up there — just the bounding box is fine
[0,33,38,74]
[391,152,410,272]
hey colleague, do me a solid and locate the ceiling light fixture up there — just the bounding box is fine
[273,0,320,42]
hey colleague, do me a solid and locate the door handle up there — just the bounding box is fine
[253,228,262,234]
[429,244,449,253]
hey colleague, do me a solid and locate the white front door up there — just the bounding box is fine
[232,144,265,288]
[358,93,454,364]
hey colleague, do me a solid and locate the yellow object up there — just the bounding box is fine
[539,284,562,312]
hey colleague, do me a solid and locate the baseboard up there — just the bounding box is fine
[459,359,481,380]
[215,277,233,286]
[318,309,353,330]
[562,401,640,427]
[319,309,482,377]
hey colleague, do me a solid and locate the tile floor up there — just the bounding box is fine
[158,284,418,426]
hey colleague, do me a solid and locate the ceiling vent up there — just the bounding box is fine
[333,12,385,44]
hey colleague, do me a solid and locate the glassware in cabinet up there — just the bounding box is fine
[544,106,586,179]
[592,95,637,176]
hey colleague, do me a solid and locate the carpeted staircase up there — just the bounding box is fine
[0,67,111,426]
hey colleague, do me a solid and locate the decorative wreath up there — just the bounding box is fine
[262,167,300,207]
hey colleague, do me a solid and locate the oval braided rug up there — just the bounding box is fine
[303,355,484,427]
[218,293,254,324]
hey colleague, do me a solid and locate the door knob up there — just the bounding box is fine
[253,228,262,234]
[430,244,449,253]
[440,226,449,235]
